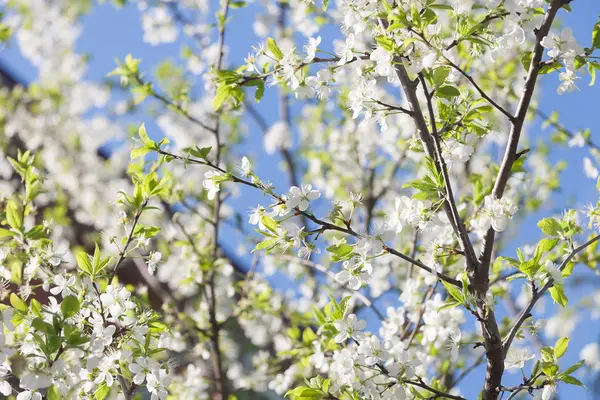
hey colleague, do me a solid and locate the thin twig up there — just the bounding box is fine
[419,73,478,268]
[158,149,463,287]
[278,255,384,320]
[109,200,148,282]
[443,58,514,121]
[403,378,466,400]
[502,234,600,356]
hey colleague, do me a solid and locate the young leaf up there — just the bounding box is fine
[554,337,569,359]
[76,252,92,275]
[538,218,562,237]
[436,85,460,99]
[261,215,279,234]
[559,375,586,388]
[562,360,584,375]
[267,37,284,61]
[131,146,152,160]
[442,280,464,304]
[61,295,81,318]
[549,285,568,307]
[252,238,278,253]
[138,123,151,145]
[6,200,23,231]
[10,293,28,313]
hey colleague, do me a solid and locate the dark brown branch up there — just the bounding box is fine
[403,378,466,400]
[418,73,478,270]
[474,3,566,397]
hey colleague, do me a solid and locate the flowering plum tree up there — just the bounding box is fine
[1,0,600,399]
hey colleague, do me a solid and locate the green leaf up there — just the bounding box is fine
[32,318,54,335]
[541,346,555,362]
[498,256,520,268]
[592,22,600,49]
[302,327,318,344]
[252,238,278,253]
[559,375,586,388]
[267,37,284,61]
[47,386,62,400]
[138,123,151,145]
[76,252,92,275]
[562,360,584,375]
[190,146,212,159]
[213,83,231,111]
[261,215,279,234]
[0,228,16,237]
[10,293,28,313]
[255,80,265,102]
[521,51,533,72]
[92,243,101,272]
[437,300,461,311]
[519,259,540,280]
[285,386,324,400]
[6,199,23,231]
[67,331,90,346]
[60,295,80,318]
[375,36,395,52]
[326,243,354,262]
[549,285,568,307]
[554,337,569,358]
[535,238,560,259]
[436,85,460,99]
[442,280,464,304]
[30,299,42,317]
[322,0,329,11]
[538,218,562,236]
[432,66,450,86]
[94,382,111,400]
[130,146,152,160]
[322,378,331,393]
[542,361,559,376]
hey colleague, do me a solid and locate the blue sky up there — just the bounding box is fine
[1,1,599,398]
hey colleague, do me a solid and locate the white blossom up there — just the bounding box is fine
[505,347,535,370]
[333,314,366,343]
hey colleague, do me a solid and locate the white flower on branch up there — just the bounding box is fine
[147,251,162,275]
[504,347,535,370]
[237,156,252,177]
[303,36,321,62]
[476,195,518,233]
[202,170,223,200]
[442,139,474,170]
[284,184,320,212]
[333,313,366,343]
[543,261,564,285]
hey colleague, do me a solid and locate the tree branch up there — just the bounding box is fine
[473,4,565,397]
[403,378,466,400]
[479,0,565,275]
[418,73,478,269]
[502,234,600,356]
[156,150,464,289]
[443,58,514,121]
[534,107,600,151]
